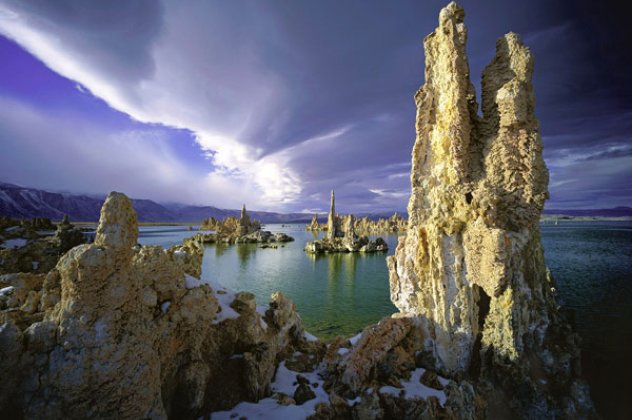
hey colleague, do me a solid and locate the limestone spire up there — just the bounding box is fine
[326,190,338,240]
[329,190,335,215]
[387,6,584,412]
[95,191,138,251]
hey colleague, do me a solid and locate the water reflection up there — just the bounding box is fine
[215,243,228,257]
[236,244,257,265]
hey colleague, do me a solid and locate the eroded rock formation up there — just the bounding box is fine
[387,2,594,416]
[326,191,342,240]
[354,213,407,234]
[306,214,321,231]
[0,215,87,275]
[0,192,314,418]
[196,205,290,245]
[305,191,388,254]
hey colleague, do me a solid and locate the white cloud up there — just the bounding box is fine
[0,0,303,209]
[0,95,260,208]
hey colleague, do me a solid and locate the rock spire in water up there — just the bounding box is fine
[326,190,340,240]
[387,2,593,415]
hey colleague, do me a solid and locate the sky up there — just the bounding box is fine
[0,0,630,213]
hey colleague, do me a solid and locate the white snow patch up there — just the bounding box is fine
[0,286,15,296]
[349,332,363,346]
[229,353,244,360]
[303,331,318,342]
[379,367,448,405]
[161,301,171,313]
[337,347,350,356]
[210,282,239,324]
[184,274,201,289]
[32,261,39,270]
[210,361,328,419]
[0,238,27,248]
[174,250,186,256]
[347,396,361,405]
[4,226,19,233]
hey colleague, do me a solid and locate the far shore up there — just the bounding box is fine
[55,216,632,228]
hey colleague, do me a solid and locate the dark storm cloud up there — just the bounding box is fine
[0,0,630,210]
[0,0,163,82]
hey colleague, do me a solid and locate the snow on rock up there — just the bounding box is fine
[349,332,363,346]
[337,347,350,356]
[208,280,239,324]
[184,274,200,290]
[379,367,448,405]
[160,301,171,313]
[0,286,15,296]
[211,362,328,419]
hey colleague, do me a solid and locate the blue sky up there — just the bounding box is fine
[0,0,630,213]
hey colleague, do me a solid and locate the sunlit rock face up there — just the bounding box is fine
[388,1,593,415]
[0,192,313,418]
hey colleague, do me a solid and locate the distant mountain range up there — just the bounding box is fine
[1,182,630,223]
[0,182,314,223]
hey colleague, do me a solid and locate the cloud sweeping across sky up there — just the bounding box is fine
[0,0,630,212]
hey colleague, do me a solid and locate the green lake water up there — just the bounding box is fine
[138,221,632,418]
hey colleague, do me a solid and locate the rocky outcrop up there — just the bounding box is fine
[354,213,407,234]
[196,206,284,245]
[200,216,221,231]
[306,214,321,231]
[0,216,87,275]
[305,191,388,254]
[387,2,594,417]
[238,204,256,236]
[0,192,315,419]
[186,230,294,247]
[55,214,86,253]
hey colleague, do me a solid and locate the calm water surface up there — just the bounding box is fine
[138,221,632,418]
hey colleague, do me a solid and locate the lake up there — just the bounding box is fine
[138,221,632,418]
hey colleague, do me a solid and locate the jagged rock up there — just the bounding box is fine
[238,204,257,236]
[200,216,221,231]
[306,214,321,231]
[0,191,312,419]
[55,215,85,253]
[338,317,413,392]
[354,213,407,234]
[193,207,290,246]
[386,2,594,416]
[420,369,444,390]
[326,190,342,240]
[306,191,388,254]
[184,229,294,248]
[294,382,316,405]
[0,215,87,275]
